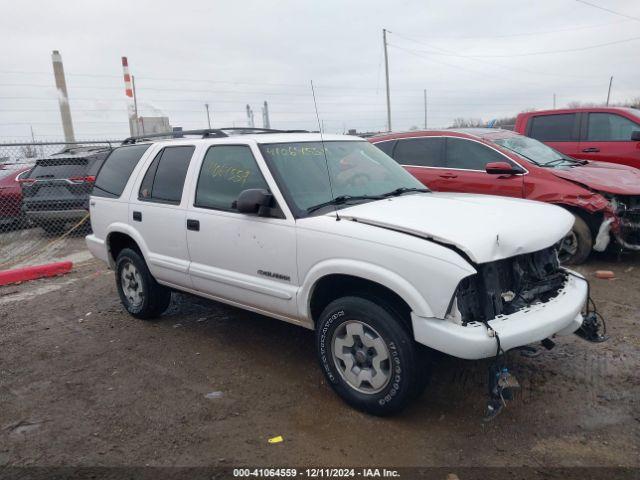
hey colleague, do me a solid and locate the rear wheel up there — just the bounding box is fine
[115,248,171,319]
[558,214,592,265]
[316,296,429,416]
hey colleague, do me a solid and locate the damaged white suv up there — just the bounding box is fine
[87,129,590,415]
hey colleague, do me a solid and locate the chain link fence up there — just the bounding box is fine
[0,141,120,271]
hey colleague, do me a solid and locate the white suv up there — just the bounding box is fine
[86,129,588,415]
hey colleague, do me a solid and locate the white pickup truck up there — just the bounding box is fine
[86,129,589,415]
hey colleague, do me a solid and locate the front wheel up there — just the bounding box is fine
[558,214,592,265]
[316,296,428,416]
[115,248,171,319]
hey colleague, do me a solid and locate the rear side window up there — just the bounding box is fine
[374,141,396,156]
[139,146,194,204]
[528,114,577,142]
[93,145,150,198]
[445,138,507,170]
[195,145,269,211]
[586,113,640,141]
[394,138,445,167]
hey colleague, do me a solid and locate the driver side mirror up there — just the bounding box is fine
[631,130,640,141]
[485,162,523,175]
[233,188,274,216]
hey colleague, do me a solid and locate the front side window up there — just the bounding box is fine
[138,146,194,204]
[94,145,150,198]
[261,140,424,216]
[587,113,640,141]
[529,114,577,142]
[393,138,445,167]
[194,145,269,211]
[445,138,507,170]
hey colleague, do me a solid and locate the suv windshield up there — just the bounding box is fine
[494,135,579,167]
[260,140,427,216]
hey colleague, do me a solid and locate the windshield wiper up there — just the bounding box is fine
[306,195,383,213]
[542,158,582,167]
[381,187,431,197]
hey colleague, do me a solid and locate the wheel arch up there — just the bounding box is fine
[105,224,148,268]
[300,260,436,329]
[555,203,603,240]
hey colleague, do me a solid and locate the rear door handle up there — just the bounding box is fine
[187,219,200,231]
[133,211,142,222]
[582,147,600,153]
[439,173,458,179]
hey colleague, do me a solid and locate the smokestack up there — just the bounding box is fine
[262,101,270,129]
[121,57,138,136]
[246,104,255,128]
[51,50,75,142]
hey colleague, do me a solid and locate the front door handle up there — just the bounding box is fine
[582,147,600,153]
[439,173,458,179]
[133,211,142,222]
[186,219,200,231]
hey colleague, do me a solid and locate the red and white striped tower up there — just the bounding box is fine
[121,57,138,136]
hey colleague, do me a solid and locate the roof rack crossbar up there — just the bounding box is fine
[217,127,310,134]
[121,127,310,145]
[121,129,228,145]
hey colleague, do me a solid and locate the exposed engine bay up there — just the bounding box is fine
[610,195,640,251]
[454,246,566,324]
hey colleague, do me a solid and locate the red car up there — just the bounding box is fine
[0,165,32,229]
[514,107,640,170]
[369,129,640,264]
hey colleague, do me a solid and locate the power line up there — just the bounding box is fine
[575,0,640,22]
[390,31,606,81]
[393,35,640,58]
[392,19,632,40]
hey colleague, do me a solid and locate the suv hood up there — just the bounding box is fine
[550,161,640,195]
[335,193,573,264]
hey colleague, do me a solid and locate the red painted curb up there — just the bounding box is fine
[0,261,73,286]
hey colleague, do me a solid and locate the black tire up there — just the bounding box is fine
[115,248,171,319]
[316,296,429,416]
[559,214,592,265]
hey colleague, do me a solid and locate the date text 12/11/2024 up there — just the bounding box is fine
[232,468,401,478]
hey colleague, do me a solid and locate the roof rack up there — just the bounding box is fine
[121,127,310,145]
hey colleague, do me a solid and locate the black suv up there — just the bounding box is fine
[20,145,113,233]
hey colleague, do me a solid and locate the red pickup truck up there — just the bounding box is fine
[514,107,640,170]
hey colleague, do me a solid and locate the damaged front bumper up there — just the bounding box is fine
[410,272,587,360]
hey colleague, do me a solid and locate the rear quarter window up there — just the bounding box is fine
[93,145,151,198]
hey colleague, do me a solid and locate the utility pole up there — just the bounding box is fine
[51,50,75,142]
[205,103,212,129]
[606,76,613,106]
[423,89,427,129]
[553,93,556,109]
[383,29,392,132]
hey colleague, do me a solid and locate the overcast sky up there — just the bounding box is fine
[0,0,639,140]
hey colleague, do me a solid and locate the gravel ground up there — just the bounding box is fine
[0,246,638,469]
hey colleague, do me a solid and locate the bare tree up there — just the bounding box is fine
[451,117,484,128]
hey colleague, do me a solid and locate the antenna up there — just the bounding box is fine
[311,80,340,221]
